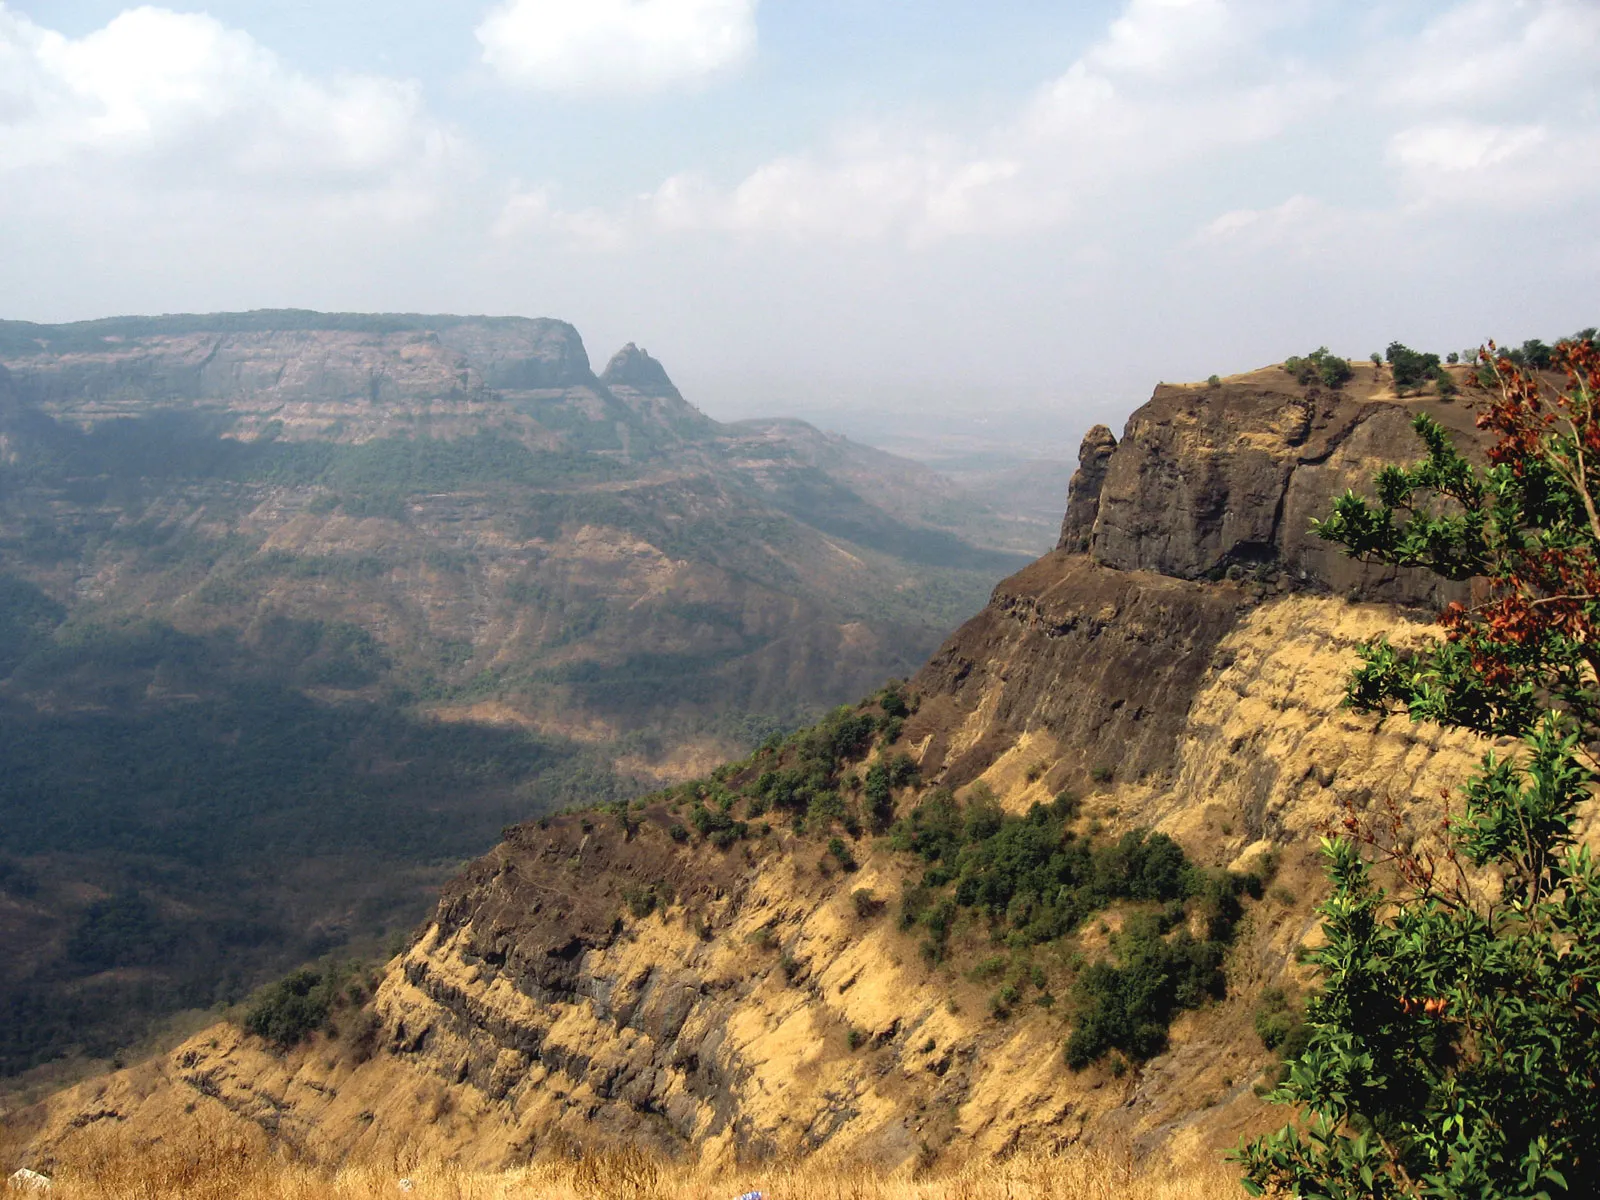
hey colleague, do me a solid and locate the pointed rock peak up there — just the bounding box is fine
[1078,424,1117,463]
[1057,425,1119,554]
[601,343,678,394]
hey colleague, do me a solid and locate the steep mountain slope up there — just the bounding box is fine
[19,357,1541,1169]
[0,311,1032,1075]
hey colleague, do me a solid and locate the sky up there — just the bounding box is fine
[2,0,1597,454]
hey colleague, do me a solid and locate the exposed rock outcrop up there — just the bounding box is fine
[1056,425,1116,554]
[1082,365,1480,607]
[601,344,679,396]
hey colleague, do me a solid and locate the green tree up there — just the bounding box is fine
[864,760,895,831]
[1385,342,1443,394]
[1238,342,1600,1197]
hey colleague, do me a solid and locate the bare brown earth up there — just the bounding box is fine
[16,358,1567,1176]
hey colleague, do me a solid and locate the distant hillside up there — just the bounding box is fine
[0,311,1036,1074]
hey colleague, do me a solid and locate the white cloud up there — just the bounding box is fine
[1085,0,1269,80]
[494,0,1332,249]
[1388,120,1600,210]
[1390,121,1547,176]
[1198,194,1327,244]
[1381,0,1600,111]
[475,0,756,95]
[0,5,456,189]
[642,139,1033,244]
[1192,193,1395,264]
[493,186,629,249]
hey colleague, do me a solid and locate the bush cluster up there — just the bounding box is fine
[242,967,336,1049]
[1065,908,1227,1067]
[887,786,1259,1065]
[1251,985,1310,1087]
[240,959,380,1051]
[636,694,918,850]
[1384,342,1444,395]
[1284,347,1354,389]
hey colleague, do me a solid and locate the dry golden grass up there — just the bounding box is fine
[2,1121,1245,1200]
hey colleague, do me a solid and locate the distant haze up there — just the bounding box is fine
[3,0,1596,455]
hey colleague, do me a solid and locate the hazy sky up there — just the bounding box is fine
[2,0,1597,447]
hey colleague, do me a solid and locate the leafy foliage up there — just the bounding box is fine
[892,787,1255,1063]
[239,958,378,1051]
[1385,342,1444,395]
[242,968,336,1049]
[1239,340,1600,1198]
[1285,347,1355,389]
[1065,909,1227,1067]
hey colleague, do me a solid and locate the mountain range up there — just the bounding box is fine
[0,310,1042,1076]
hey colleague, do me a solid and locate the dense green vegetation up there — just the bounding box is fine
[1384,342,1444,395]
[891,787,1258,1065]
[240,959,382,1051]
[0,602,633,1074]
[629,684,1259,1071]
[1284,347,1354,389]
[0,573,62,672]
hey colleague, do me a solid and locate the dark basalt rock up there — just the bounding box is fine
[1081,379,1480,608]
[1057,424,1117,554]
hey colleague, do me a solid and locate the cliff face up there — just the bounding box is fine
[24,361,1514,1170]
[1068,364,1480,608]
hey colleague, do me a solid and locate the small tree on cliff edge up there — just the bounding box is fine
[1236,341,1600,1198]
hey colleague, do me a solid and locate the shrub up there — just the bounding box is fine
[1384,341,1442,394]
[1284,347,1352,389]
[1319,355,1353,388]
[243,967,333,1049]
[1252,987,1308,1059]
[877,684,910,719]
[864,761,895,831]
[1065,915,1225,1068]
[621,885,657,919]
[851,887,880,918]
[1208,374,1222,387]
[826,836,858,872]
[886,753,918,787]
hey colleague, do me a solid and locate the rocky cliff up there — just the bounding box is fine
[1063,363,1480,608]
[20,359,1526,1172]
